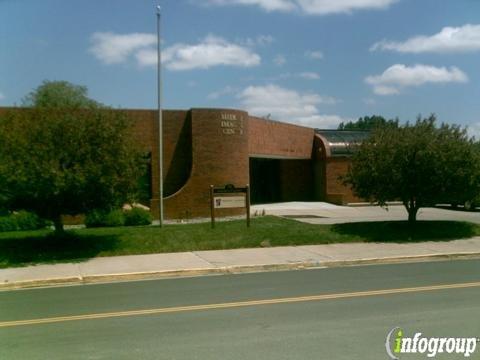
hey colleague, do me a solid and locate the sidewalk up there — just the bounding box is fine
[2,237,480,290]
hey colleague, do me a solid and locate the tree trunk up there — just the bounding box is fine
[407,208,418,224]
[53,215,64,234]
[404,199,419,225]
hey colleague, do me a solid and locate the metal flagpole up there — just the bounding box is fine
[156,4,164,227]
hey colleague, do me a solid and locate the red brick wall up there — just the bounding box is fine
[146,110,192,201]
[152,109,250,219]
[312,135,327,201]
[311,134,363,204]
[248,116,314,159]
[278,160,313,201]
[116,108,250,218]
[325,157,362,204]
[123,109,156,152]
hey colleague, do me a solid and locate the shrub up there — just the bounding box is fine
[85,209,125,228]
[124,208,153,226]
[0,216,17,232]
[14,210,48,230]
[0,211,48,232]
[84,210,103,228]
[104,210,126,227]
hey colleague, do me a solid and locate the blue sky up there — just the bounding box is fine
[1,0,479,135]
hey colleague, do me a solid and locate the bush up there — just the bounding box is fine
[104,210,126,227]
[85,209,125,228]
[124,208,153,226]
[0,210,48,232]
[14,210,48,230]
[0,216,17,232]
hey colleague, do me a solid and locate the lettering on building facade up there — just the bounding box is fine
[220,113,244,135]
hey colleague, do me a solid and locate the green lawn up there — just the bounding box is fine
[0,216,479,268]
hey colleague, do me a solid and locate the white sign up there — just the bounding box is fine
[214,196,246,209]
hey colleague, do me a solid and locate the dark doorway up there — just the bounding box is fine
[249,158,282,204]
[249,157,313,204]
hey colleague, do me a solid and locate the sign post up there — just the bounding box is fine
[246,184,250,227]
[210,185,215,229]
[210,184,251,229]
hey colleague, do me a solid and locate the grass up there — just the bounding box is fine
[0,216,479,268]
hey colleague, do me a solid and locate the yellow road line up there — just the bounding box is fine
[2,281,480,329]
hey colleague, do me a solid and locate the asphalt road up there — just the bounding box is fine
[1,259,480,359]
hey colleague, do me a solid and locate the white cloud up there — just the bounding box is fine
[295,0,398,15]
[91,32,261,71]
[203,0,295,12]
[296,114,351,128]
[0,92,4,101]
[299,72,320,80]
[274,54,286,66]
[149,35,261,70]
[369,85,400,96]
[371,24,480,53]
[269,72,321,81]
[89,32,157,64]
[365,64,468,96]
[134,48,157,67]
[241,34,275,47]
[200,0,398,15]
[305,50,324,60]
[237,84,344,128]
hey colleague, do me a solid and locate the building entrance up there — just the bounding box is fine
[249,158,313,205]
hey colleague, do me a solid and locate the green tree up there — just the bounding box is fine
[338,115,398,130]
[0,81,145,233]
[344,115,480,223]
[22,80,100,109]
[474,140,480,153]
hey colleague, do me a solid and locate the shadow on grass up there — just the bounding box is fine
[331,221,479,243]
[0,231,120,268]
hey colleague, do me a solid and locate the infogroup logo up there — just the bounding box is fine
[385,327,479,359]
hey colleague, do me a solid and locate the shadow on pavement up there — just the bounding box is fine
[331,221,479,243]
[0,232,120,268]
[435,205,480,213]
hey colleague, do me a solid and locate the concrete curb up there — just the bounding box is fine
[2,252,480,291]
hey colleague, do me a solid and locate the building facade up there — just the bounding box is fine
[127,108,364,219]
[0,107,366,219]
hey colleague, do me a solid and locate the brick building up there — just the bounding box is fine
[0,107,367,219]
[128,108,366,219]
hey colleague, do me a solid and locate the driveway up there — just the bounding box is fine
[251,202,480,224]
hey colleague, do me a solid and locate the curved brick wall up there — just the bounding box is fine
[313,133,362,205]
[125,109,192,200]
[151,108,249,219]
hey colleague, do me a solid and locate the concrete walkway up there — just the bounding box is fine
[251,202,480,224]
[2,237,480,290]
